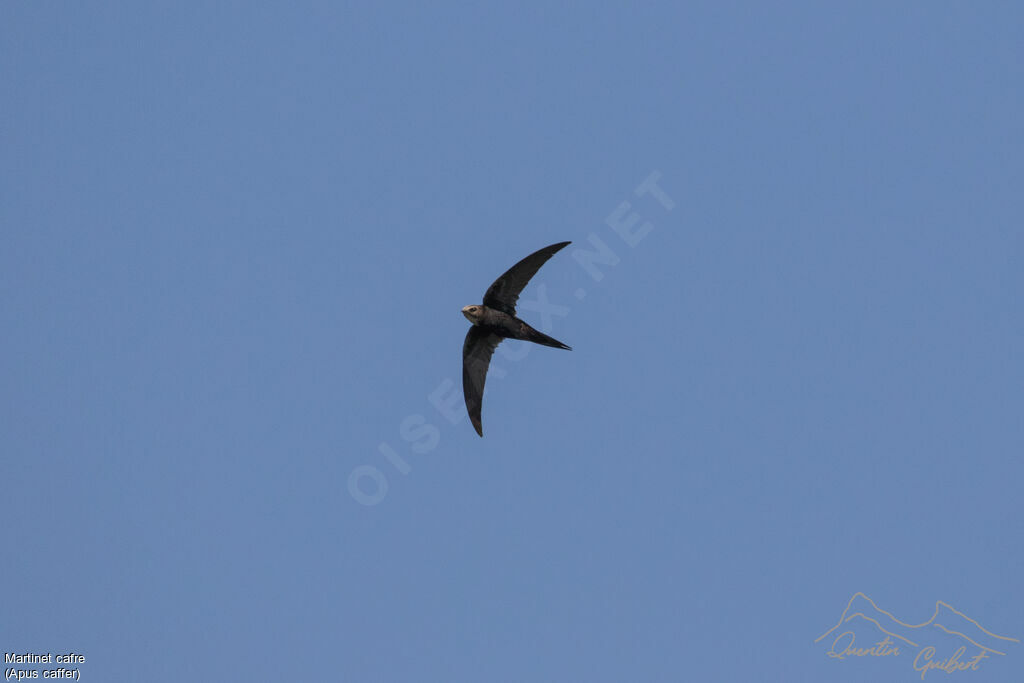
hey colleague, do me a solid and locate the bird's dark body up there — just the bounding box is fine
[477,307,571,350]
[461,241,573,436]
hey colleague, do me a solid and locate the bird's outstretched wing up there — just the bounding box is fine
[482,241,571,316]
[462,327,504,437]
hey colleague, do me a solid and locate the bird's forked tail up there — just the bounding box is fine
[526,326,572,350]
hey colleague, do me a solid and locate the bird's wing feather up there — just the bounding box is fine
[482,241,571,316]
[462,327,504,437]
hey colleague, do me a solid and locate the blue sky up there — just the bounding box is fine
[2,3,1021,681]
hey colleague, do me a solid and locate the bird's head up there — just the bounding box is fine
[461,305,485,324]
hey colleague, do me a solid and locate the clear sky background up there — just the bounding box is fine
[2,3,1022,682]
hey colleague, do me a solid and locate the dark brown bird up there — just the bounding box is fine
[462,241,572,436]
